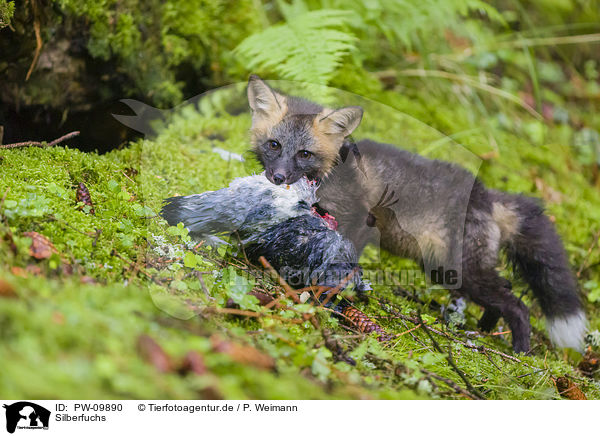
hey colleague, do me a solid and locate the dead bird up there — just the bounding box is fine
[160,174,369,294]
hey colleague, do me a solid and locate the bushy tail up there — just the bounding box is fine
[493,192,587,351]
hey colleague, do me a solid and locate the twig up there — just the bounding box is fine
[258,256,320,329]
[204,306,304,324]
[92,228,102,248]
[25,0,42,81]
[376,297,525,365]
[319,267,358,307]
[394,324,422,338]
[0,131,80,149]
[417,312,486,400]
[577,229,600,277]
[45,215,98,239]
[195,271,215,301]
[111,249,166,286]
[421,369,480,400]
[258,256,301,304]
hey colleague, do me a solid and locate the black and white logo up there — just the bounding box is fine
[3,402,50,434]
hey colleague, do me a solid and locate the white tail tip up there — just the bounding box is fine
[547,311,587,352]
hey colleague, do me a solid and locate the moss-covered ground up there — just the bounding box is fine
[1,83,599,400]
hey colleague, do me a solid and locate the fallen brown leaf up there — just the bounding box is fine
[0,279,17,298]
[248,290,276,306]
[52,311,65,325]
[178,351,207,376]
[25,264,42,275]
[137,335,173,373]
[23,231,58,259]
[80,276,97,285]
[210,335,275,370]
[10,267,28,277]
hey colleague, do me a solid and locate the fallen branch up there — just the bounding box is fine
[319,268,358,307]
[0,131,80,149]
[421,368,481,400]
[577,228,600,278]
[111,249,167,286]
[258,256,301,304]
[417,312,486,400]
[376,297,525,365]
[258,256,320,329]
[204,306,304,324]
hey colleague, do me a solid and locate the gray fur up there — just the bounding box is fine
[315,139,586,353]
[247,77,587,353]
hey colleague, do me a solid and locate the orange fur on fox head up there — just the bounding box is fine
[247,75,363,185]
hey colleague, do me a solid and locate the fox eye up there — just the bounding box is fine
[297,150,313,159]
[366,213,376,227]
[266,140,281,151]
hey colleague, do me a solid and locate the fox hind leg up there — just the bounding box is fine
[477,277,512,331]
[478,307,501,332]
[460,268,530,353]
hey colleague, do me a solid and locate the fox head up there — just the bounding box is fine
[247,75,363,185]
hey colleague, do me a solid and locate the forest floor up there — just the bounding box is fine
[1,81,599,400]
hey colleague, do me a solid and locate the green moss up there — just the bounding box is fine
[0,0,14,29]
[1,78,599,400]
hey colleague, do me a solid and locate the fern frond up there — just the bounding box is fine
[329,0,505,50]
[234,9,357,85]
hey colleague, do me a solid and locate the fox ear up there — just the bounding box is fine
[247,75,286,123]
[318,106,363,137]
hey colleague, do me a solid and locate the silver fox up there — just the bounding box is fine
[247,74,587,353]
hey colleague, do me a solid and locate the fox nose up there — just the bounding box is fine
[272,173,286,185]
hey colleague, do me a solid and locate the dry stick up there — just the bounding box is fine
[25,0,42,81]
[0,131,80,149]
[111,249,166,286]
[196,272,215,301]
[319,268,359,308]
[258,256,301,303]
[92,228,102,248]
[258,256,320,329]
[417,312,486,400]
[421,369,481,400]
[515,369,546,379]
[376,297,525,365]
[205,306,304,324]
[577,229,600,277]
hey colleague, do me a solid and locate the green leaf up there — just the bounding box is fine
[235,9,356,85]
[420,314,436,325]
[223,267,260,311]
[183,252,197,268]
[107,180,120,193]
[311,347,332,381]
[585,281,600,303]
